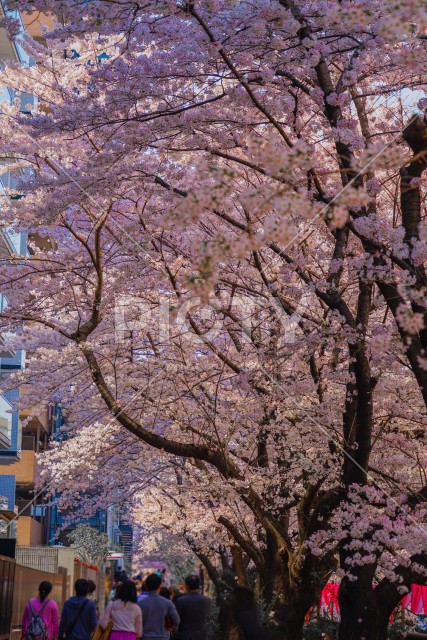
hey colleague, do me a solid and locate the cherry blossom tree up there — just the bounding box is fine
[0,1,427,639]
[67,524,112,568]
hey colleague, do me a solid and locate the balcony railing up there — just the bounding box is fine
[0,0,31,65]
[19,389,49,434]
[0,396,12,450]
[0,450,36,486]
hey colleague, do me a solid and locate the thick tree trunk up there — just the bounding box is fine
[274,616,306,640]
[218,601,235,640]
[272,601,307,640]
[270,579,316,640]
[400,160,425,246]
[338,576,391,640]
[339,577,374,640]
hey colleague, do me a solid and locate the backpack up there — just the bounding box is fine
[26,600,49,640]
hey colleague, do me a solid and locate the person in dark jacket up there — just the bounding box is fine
[175,575,211,640]
[59,579,98,640]
[230,586,271,640]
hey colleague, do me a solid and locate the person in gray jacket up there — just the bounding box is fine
[175,575,211,640]
[138,573,179,640]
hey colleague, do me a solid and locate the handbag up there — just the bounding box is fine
[91,620,112,640]
[165,614,175,632]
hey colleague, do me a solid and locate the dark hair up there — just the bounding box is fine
[75,579,89,596]
[114,582,123,600]
[185,574,200,591]
[232,586,256,611]
[145,573,162,591]
[38,581,53,602]
[118,580,137,603]
[159,587,171,600]
[114,570,127,582]
[87,580,96,595]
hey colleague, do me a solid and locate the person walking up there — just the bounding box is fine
[100,580,142,640]
[159,588,171,601]
[160,569,170,589]
[138,573,179,640]
[138,581,149,603]
[169,587,182,606]
[22,581,59,640]
[87,580,99,618]
[174,575,211,640]
[59,579,97,640]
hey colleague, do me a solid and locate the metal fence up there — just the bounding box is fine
[15,546,60,573]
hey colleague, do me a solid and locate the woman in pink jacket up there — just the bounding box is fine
[22,581,59,640]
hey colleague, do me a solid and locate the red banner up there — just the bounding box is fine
[320,583,427,616]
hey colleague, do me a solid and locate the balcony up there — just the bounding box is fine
[21,11,55,44]
[0,1,30,64]
[16,516,44,546]
[19,408,49,435]
[0,499,17,539]
[0,337,15,359]
[28,232,56,253]
[19,389,49,435]
[0,396,12,450]
[0,450,36,488]
[0,26,19,63]
[0,228,15,259]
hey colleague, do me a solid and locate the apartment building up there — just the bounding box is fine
[0,1,54,549]
[0,3,133,560]
[0,235,55,547]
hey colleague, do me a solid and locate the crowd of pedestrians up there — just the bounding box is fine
[22,573,269,640]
